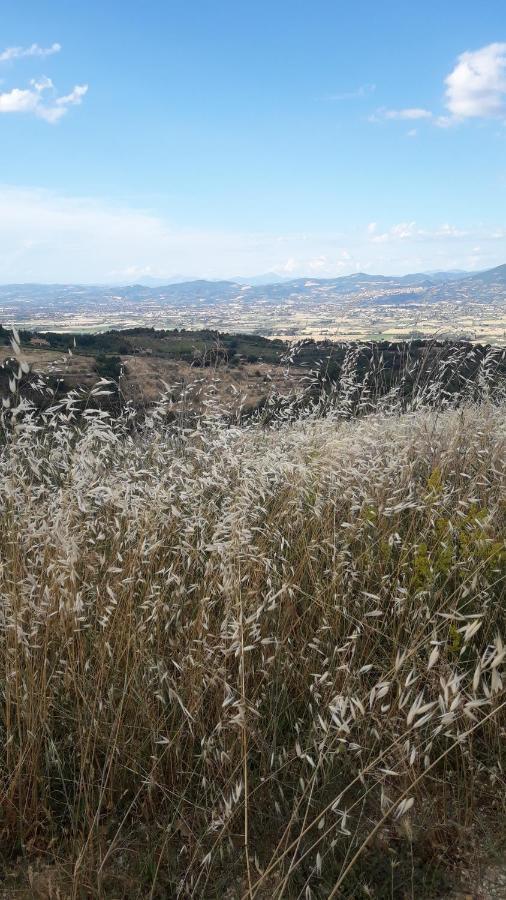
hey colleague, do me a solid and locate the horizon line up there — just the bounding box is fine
[0,264,502,288]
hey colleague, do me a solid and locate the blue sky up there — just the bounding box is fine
[1,0,506,281]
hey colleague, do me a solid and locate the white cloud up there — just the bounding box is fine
[0,187,504,282]
[385,107,432,120]
[370,42,506,128]
[278,257,298,274]
[31,76,54,92]
[0,40,86,123]
[371,107,432,122]
[307,255,329,272]
[368,222,472,244]
[56,84,88,107]
[0,78,88,123]
[0,187,288,282]
[0,42,61,63]
[370,222,418,243]
[434,223,467,238]
[36,105,67,124]
[391,222,418,238]
[444,42,506,119]
[0,87,40,114]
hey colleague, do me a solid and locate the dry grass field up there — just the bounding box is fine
[0,344,307,415]
[0,333,504,898]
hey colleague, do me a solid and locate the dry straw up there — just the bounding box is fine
[0,335,504,896]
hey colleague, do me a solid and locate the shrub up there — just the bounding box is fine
[94,353,122,380]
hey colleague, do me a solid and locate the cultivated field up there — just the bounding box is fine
[0,334,505,898]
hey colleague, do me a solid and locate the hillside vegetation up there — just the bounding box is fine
[1,326,505,419]
[0,332,505,898]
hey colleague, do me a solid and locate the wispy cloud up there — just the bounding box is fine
[0,40,87,123]
[0,42,61,63]
[327,83,376,101]
[0,78,88,123]
[368,221,470,244]
[369,221,419,243]
[370,106,433,122]
[56,85,88,107]
[0,186,504,282]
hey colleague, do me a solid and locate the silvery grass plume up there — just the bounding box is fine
[0,333,504,898]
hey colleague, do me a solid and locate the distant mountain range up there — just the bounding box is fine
[2,264,506,303]
[0,264,505,331]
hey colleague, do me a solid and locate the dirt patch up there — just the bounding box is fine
[0,346,98,385]
[450,864,506,900]
[0,346,308,413]
[120,355,307,410]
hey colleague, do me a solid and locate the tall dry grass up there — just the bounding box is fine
[0,333,505,898]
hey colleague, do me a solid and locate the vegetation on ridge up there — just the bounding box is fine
[1,325,505,421]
